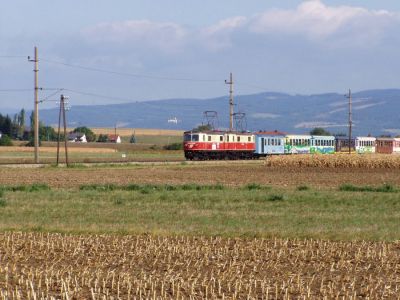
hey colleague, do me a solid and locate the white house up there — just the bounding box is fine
[108,134,121,143]
[68,132,87,143]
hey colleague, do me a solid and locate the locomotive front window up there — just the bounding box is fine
[192,134,199,142]
[184,134,192,142]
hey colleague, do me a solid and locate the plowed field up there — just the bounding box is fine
[0,163,399,188]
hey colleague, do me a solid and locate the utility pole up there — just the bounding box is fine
[28,47,39,163]
[56,94,69,166]
[225,72,234,131]
[346,89,352,154]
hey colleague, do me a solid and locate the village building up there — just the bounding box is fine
[68,132,87,143]
[108,134,121,143]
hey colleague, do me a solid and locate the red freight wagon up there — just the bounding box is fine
[376,138,400,154]
[183,130,255,160]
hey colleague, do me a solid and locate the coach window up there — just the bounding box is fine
[237,136,241,142]
[208,136,211,142]
[248,136,251,142]
[227,136,229,142]
[220,136,223,142]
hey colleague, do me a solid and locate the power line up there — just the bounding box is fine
[40,88,64,103]
[0,55,26,58]
[0,88,32,92]
[235,82,269,91]
[41,58,223,82]
[64,88,135,103]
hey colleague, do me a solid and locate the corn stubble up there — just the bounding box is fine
[0,233,399,299]
[265,154,400,169]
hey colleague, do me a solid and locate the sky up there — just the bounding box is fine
[1,0,400,110]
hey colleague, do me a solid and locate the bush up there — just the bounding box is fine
[297,185,310,191]
[245,183,262,190]
[268,194,285,202]
[0,134,13,146]
[339,184,396,193]
[163,143,183,150]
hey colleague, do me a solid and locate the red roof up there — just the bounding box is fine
[108,134,120,141]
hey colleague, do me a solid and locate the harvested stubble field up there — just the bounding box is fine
[265,153,400,169]
[0,232,400,299]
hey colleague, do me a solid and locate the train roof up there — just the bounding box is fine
[255,130,286,136]
[184,130,253,135]
[376,137,400,141]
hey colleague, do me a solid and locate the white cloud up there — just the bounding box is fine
[199,16,247,51]
[295,121,347,129]
[80,1,400,55]
[249,0,397,43]
[82,20,187,53]
[251,113,280,119]
[383,129,400,135]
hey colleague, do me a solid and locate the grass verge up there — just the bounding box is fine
[0,183,399,240]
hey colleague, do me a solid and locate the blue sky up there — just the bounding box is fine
[1,0,400,110]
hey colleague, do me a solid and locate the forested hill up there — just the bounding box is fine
[37,89,400,136]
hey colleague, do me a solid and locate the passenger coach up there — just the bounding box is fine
[284,135,335,154]
[376,137,400,154]
[254,131,286,157]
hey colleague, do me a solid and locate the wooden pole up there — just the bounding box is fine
[34,47,39,163]
[62,95,69,166]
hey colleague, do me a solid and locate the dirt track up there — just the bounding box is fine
[0,163,399,188]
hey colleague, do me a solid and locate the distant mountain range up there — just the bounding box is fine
[38,89,400,136]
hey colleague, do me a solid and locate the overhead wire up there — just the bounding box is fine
[0,88,32,92]
[63,88,135,103]
[0,55,26,58]
[41,58,223,83]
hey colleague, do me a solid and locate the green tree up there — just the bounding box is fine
[72,127,96,142]
[310,127,331,136]
[129,134,136,143]
[17,109,25,138]
[0,135,13,146]
[97,134,109,143]
[193,124,212,132]
[40,126,58,141]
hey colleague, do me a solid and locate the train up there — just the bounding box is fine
[183,130,399,160]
